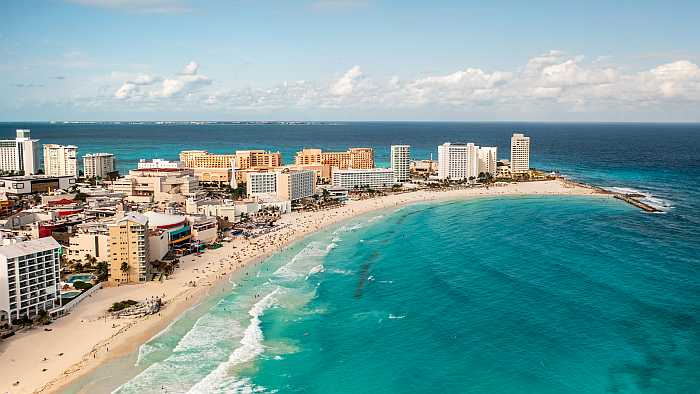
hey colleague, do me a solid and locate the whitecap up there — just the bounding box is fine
[187,288,279,394]
[388,314,406,319]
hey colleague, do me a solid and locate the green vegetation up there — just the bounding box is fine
[96,262,109,282]
[108,299,139,312]
[72,280,93,291]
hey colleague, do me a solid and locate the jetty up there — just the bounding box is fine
[611,193,661,213]
[560,178,661,213]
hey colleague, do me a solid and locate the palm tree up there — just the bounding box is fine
[120,262,130,282]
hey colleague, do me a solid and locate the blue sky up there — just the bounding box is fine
[2,0,699,121]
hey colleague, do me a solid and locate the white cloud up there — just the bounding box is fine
[330,65,363,96]
[65,0,191,14]
[113,61,210,99]
[106,52,700,119]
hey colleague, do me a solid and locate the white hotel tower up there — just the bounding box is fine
[390,145,410,182]
[43,144,78,177]
[437,142,479,180]
[0,129,40,175]
[510,133,530,174]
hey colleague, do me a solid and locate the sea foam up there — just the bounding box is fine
[186,287,279,393]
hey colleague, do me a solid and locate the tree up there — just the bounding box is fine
[96,262,109,282]
[73,192,88,202]
[120,262,130,282]
[73,281,93,291]
[73,262,83,273]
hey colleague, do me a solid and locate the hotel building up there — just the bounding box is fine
[179,150,235,169]
[234,150,282,170]
[246,169,316,201]
[83,153,116,179]
[294,148,374,170]
[478,147,498,176]
[332,168,396,190]
[391,145,411,182]
[510,133,530,174]
[43,144,78,177]
[0,129,40,175]
[437,142,479,180]
[112,159,200,203]
[0,237,62,324]
[108,213,149,284]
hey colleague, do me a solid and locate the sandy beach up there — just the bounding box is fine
[0,179,603,394]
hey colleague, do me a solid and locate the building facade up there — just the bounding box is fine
[111,166,200,203]
[179,150,235,169]
[332,168,396,190]
[108,213,149,284]
[510,133,530,174]
[43,144,78,177]
[294,148,374,170]
[0,237,61,324]
[83,153,116,179]
[0,175,76,195]
[246,172,278,197]
[277,169,316,201]
[390,145,411,182]
[0,129,40,175]
[478,147,498,176]
[437,142,480,180]
[234,150,282,170]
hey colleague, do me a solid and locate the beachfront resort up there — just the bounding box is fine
[0,130,621,393]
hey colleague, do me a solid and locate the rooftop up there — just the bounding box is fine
[0,237,60,258]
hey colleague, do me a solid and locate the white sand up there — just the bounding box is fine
[0,179,602,394]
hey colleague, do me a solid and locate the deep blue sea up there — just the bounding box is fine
[4,122,697,393]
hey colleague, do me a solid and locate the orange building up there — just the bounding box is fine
[294,148,374,170]
[234,150,282,170]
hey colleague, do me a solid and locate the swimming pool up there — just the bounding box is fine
[66,274,94,283]
[60,290,82,300]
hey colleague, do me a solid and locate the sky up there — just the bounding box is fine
[2,0,700,122]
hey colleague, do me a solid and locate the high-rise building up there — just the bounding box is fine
[478,147,498,176]
[43,144,78,177]
[0,237,62,324]
[245,169,316,201]
[390,145,411,182]
[294,148,374,170]
[83,153,116,179]
[510,133,530,174]
[0,129,40,175]
[277,169,316,201]
[332,168,396,190]
[437,142,479,180]
[108,213,149,284]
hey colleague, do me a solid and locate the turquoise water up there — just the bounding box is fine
[65,195,700,393]
[66,274,95,283]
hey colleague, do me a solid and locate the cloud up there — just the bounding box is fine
[13,83,45,88]
[98,52,700,119]
[114,61,210,100]
[310,0,370,11]
[64,0,191,14]
[330,65,363,96]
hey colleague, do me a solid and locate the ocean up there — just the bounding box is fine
[4,122,697,393]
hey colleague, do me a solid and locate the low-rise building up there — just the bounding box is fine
[332,168,396,190]
[65,223,110,263]
[0,237,61,324]
[0,175,75,195]
[111,165,200,203]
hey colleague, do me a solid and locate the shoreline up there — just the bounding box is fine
[0,179,606,394]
